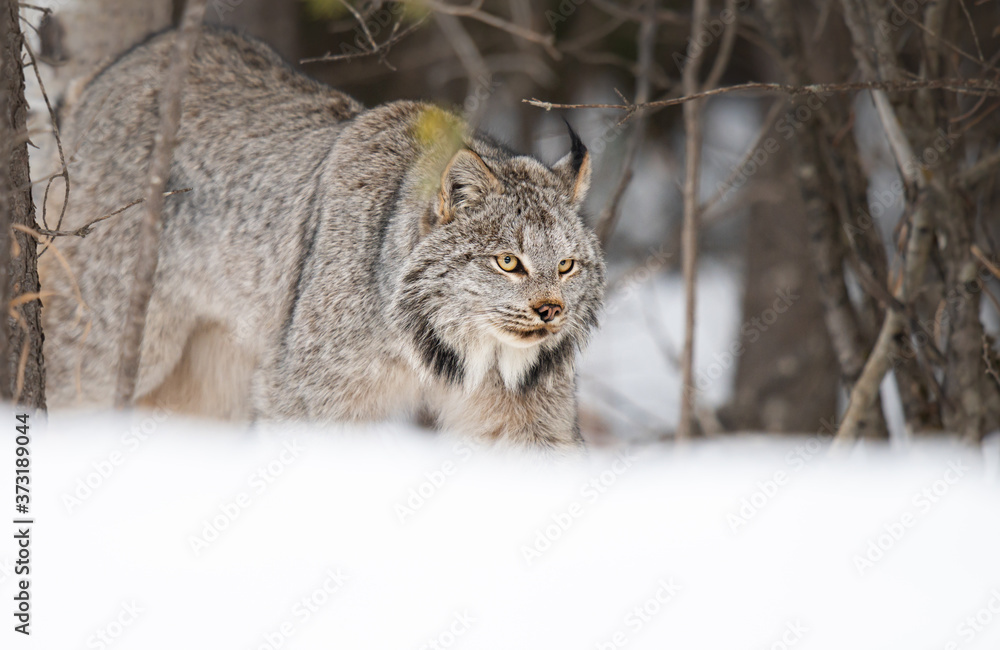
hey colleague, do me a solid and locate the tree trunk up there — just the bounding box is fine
[0,0,11,400]
[720,148,839,433]
[1,0,45,408]
[757,0,888,437]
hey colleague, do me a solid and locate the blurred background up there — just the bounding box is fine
[16,0,1000,444]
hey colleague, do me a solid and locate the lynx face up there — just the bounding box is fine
[471,195,603,351]
[395,133,606,389]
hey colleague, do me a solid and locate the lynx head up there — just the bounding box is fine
[395,121,606,391]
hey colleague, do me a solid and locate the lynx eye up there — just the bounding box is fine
[558,259,575,274]
[497,254,520,272]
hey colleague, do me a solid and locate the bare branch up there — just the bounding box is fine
[677,0,711,441]
[956,147,1000,188]
[956,0,985,63]
[594,0,658,245]
[700,98,786,220]
[114,0,207,408]
[972,244,1000,280]
[701,0,739,92]
[21,39,68,243]
[432,11,490,125]
[16,3,50,14]
[884,0,997,76]
[35,189,191,238]
[523,78,1000,120]
[834,183,937,444]
[408,0,560,60]
[871,88,919,186]
[300,14,428,65]
[338,0,377,51]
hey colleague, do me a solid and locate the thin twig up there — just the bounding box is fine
[957,148,1000,188]
[594,0,658,245]
[559,7,631,53]
[640,285,681,369]
[300,14,428,65]
[702,0,739,92]
[582,374,671,434]
[35,189,191,238]
[21,39,69,246]
[956,0,984,63]
[524,77,1000,122]
[871,88,918,186]
[835,181,936,443]
[885,0,995,76]
[677,0,711,441]
[701,98,786,220]
[11,223,87,318]
[433,11,490,125]
[114,0,207,408]
[407,0,560,60]
[972,244,1000,279]
[17,3,50,13]
[338,0,377,50]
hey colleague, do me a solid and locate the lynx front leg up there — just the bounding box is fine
[437,372,584,452]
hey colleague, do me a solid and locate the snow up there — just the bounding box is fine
[3,409,1000,649]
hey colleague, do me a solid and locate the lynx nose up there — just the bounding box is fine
[534,302,563,323]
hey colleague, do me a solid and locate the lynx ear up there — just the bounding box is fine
[552,119,591,206]
[434,147,501,225]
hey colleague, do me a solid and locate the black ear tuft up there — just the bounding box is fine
[563,118,587,174]
[553,120,591,205]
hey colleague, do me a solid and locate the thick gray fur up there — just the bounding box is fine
[42,27,606,450]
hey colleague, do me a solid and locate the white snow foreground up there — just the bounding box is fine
[3,409,1000,649]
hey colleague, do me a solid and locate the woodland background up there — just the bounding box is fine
[3,0,1000,445]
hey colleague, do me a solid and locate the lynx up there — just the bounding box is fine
[42,27,606,450]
